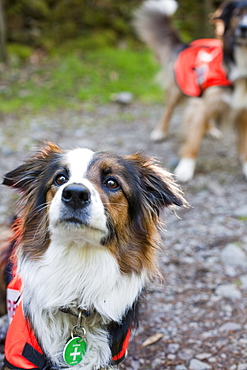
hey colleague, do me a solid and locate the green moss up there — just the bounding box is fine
[7,43,33,65]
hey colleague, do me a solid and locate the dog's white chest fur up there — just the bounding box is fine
[18,243,147,369]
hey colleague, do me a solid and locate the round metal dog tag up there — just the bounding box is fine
[63,337,87,366]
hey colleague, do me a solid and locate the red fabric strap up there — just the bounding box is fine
[112,328,131,363]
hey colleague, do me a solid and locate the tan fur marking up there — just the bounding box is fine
[87,155,161,276]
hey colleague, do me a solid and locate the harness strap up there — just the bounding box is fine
[111,328,131,365]
[22,344,49,370]
[4,345,49,370]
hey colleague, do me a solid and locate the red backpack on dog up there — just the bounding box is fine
[174,38,232,97]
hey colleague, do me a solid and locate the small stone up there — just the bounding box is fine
[189,359,211,370]
[219,322,241,332]
[221,304,233,312]
[167,354,176,360]
[240,275,247,289]
[167,343,180,353]
[208,357,217,363]
[224,265,238,277]
[111,92,134,105]
[176,365,188,370]
[239,338,247,345]
[234,205,247,218]
[151,357,164,368]
[215,284,242,299]
[128,359,139,370]
[221,244,247,267]
[178,348,194,361]
[238,364,247,370]
[196,353,212,360]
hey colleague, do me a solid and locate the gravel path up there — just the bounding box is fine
[0,102,247,370]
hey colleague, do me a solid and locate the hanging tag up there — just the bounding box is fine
[63,336,87,366]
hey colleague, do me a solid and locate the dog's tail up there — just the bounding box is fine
[133,0,185,65]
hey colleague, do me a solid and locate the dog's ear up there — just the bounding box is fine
[3,163,33,190]
[2,142,62,192]
[126,153,187,213]
[212,1,236,32]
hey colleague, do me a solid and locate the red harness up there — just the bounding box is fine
[5,275,131,370]
[174,38,232,97]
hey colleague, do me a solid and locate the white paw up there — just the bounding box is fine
[174,158,196,182]
[243,162,247,179]
[150,128,168,142]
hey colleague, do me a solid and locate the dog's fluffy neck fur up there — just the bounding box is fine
[18,240,148,370]
[228,45,247,110]
[228,44,247,81]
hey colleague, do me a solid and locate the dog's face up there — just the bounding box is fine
[3,142,185,274]
[214,1,247,51]
[231,2,247,42]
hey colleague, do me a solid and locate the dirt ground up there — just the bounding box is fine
[0,102,247,370]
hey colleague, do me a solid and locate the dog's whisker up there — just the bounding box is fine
[102,202,128,207]
[33,213,49,241]
[24,202,52,220]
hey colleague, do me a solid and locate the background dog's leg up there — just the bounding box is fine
[174,99,207,182]
[235,108,247,179]
[207,119,223,139]
[150,84,183,142]
[174,86,230,182]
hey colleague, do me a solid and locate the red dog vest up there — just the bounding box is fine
[5,275,131,370]
[5,303,45,370]
[174,38,232,97]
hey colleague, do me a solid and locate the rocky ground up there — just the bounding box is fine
[0,102,247,370]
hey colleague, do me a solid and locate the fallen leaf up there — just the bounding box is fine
[141,333,163,347]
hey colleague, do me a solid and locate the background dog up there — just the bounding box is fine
[2,142,186,370]
[134,0,247,182]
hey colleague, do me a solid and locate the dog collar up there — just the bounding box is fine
[59,306,92,318]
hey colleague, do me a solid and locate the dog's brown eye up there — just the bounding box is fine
[105,178,120,190]
[54,174,68,186]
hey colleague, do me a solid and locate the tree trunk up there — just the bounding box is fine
[0,0,7,64]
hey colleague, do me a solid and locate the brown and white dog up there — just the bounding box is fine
[134,0,247,182]
[2,142,186,370]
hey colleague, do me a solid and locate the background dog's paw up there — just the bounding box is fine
[174,158,196,182]
[150,127,168,142]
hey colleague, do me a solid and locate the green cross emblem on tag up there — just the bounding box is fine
[63,337,87,366]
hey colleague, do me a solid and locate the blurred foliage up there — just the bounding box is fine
[176,0,214,42]
[0,47,161,114]
[3,0,215,52]
[0,0,216,114]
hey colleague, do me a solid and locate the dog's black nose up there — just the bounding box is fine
[62,184,91,209]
